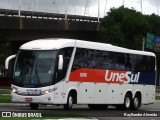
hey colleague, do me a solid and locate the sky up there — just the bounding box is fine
[0,0,159,17]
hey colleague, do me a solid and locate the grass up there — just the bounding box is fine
[155,96,160,100]
[0,94,11,103]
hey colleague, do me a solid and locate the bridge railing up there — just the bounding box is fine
[0,9,101,22]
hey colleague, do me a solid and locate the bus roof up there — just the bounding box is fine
[20,38,155,57]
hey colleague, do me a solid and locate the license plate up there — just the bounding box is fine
[25,98,32,102]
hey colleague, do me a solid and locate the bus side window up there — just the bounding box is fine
[147,56,155,72]
[72,48,87,71]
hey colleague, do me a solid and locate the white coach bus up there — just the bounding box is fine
[5,38,156,110]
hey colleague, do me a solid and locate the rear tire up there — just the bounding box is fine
[64,94,73,110]
[123,94,132,110]
[131,94,140,110]
[30,103,39,110]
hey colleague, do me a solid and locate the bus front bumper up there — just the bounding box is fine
[11,92,53,104]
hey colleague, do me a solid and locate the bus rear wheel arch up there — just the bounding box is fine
[116,91,133,110]
[116,91,141,110]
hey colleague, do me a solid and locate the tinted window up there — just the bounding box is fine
[72,48,155,73]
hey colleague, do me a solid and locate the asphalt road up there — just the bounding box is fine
[0,101,160,120]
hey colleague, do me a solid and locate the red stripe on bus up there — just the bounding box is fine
[69,68,128,84]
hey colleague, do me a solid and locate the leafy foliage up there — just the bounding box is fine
[145,14,160,36]
[100,6,151,50]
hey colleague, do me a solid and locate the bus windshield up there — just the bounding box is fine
[13,50,57,87]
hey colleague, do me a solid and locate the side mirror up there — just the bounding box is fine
[5,55,16,70]
[58,55,63,70]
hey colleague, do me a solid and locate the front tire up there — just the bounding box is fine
[64,94,73,110]
[30,103,39,110]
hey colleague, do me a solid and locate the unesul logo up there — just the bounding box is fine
[105,70,140,84]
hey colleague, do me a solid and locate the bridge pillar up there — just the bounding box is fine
[96,22,101,31]
[65,20,68,30]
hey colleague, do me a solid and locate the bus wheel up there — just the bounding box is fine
[131,94,140,110]
[123,93,132,110]
[30,103,39,110]
[64,94,73,110]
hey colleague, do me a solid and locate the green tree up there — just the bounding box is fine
[145,14,160,36]
[100,6,150,50]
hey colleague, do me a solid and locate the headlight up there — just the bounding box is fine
[41,90,50,95]
[44,90,49,94]
[12,87,17,93]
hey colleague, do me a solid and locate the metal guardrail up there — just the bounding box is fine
[0,89,10,94]
[0,8,101,22]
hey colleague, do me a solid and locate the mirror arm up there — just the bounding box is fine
[5,55,16,70]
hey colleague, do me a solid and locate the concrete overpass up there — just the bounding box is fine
[0,9,101,54]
